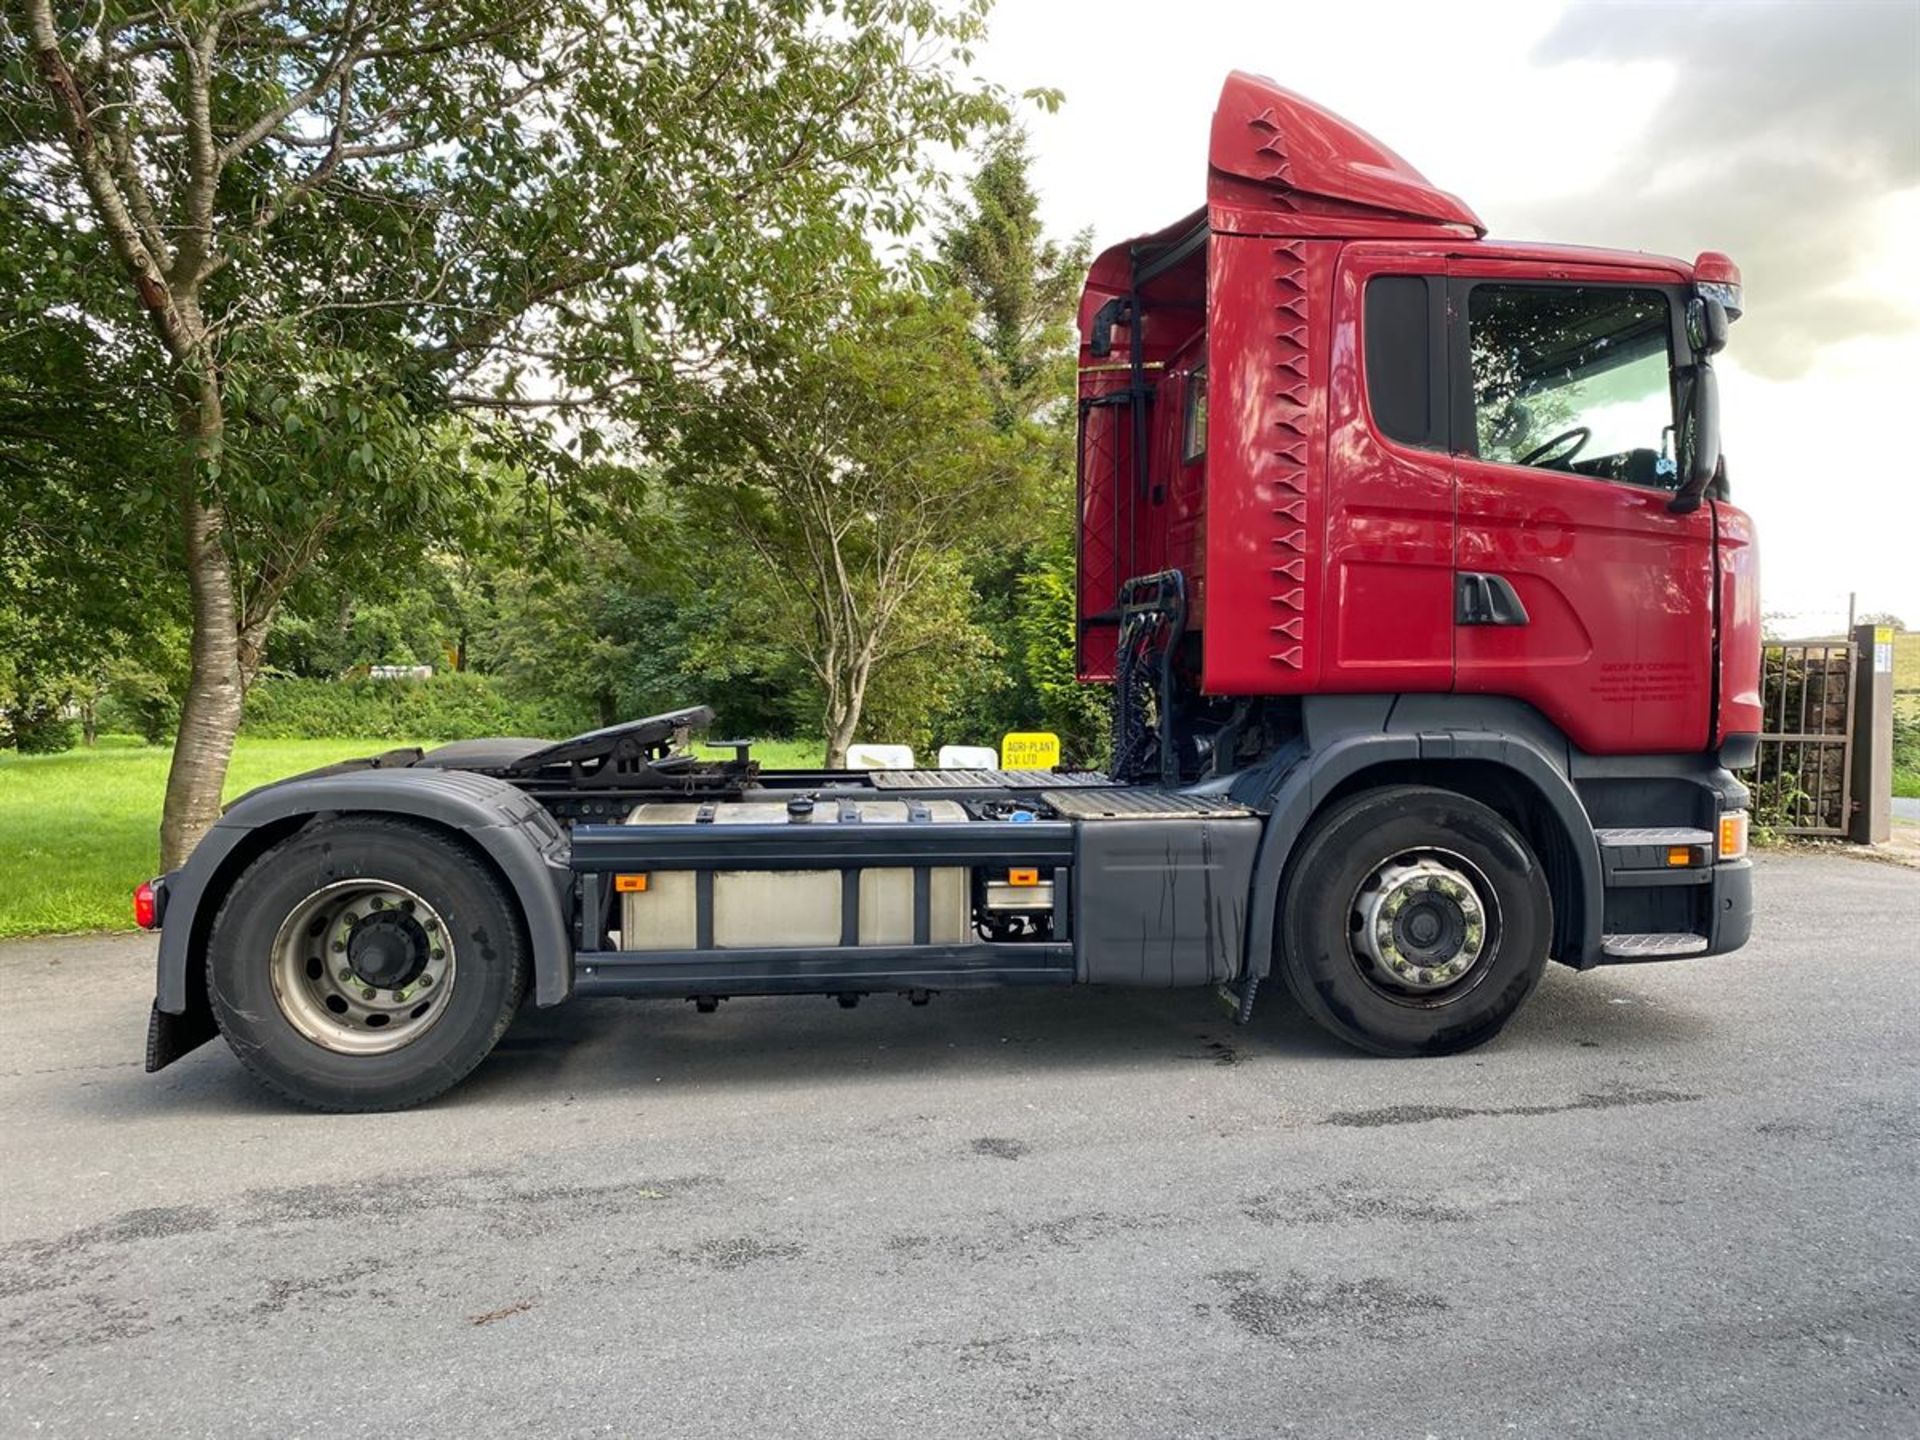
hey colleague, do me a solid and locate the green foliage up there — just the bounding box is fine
[1014,538,1112,767]
[7,4,1112,793]
[89,627,195,745]
[922,127,1099,759]
[242,674,593,743]
[470,481,811,737]
[853,550,1006,755]
[11,0,1012,852]
[266,555,485,679]
[937,128,1090,431]
[3,702,78,755]
[0,187,179,743]
[1893,710,1920,800]
[670,279,1023,760]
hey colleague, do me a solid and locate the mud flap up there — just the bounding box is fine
[146,1000,218,1072]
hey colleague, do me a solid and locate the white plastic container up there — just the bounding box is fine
[618,800,970,950]
[846,743,916,770]
[937,744,999,770]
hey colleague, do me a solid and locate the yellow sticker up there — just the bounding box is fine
[1000,732,1060,771]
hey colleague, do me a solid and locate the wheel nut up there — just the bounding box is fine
[362,987,376,1001]
[337,968,353,983]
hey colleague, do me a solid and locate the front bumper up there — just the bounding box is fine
[1704,857,1753,956]
[1592,855,1753,966]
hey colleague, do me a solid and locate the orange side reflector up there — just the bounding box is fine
[1666,846,1693,867]
[1008,868,1040,887]
[613,874,649,893]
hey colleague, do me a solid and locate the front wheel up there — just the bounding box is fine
[205,816,529,1111]
[1274,785,1551,1057]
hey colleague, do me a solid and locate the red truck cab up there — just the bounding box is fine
[1078,72,1761,764]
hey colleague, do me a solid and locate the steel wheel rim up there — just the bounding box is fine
[268,879,455,1055]
[1345,847,1501,1006]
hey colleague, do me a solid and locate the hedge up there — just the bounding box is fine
[242,673,594,742]
[2,704,79,754]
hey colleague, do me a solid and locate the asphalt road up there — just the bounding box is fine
[3,851,1916,1438]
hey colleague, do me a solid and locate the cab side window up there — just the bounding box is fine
[1363,275,1445,449]
[1465,284,1677,487]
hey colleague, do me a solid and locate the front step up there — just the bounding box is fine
[1601,932,1710,960]
[1594,828,1716,889]
[1594,827,1715,848]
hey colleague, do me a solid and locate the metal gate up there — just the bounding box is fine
[1748,641,1855,835]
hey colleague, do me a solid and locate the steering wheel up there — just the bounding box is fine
[1517,426,1591,470]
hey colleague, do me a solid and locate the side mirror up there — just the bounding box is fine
[1687,295,1729,357]
[1669,358,1720,514]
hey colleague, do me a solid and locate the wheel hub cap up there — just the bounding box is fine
[346,911,430,990]
[1353,857,1489,992]
[268,881,455,1056]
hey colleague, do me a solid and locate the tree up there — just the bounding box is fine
[938,128,1087,433]
[932,130,1099,758]
[673,283,1019,766]
[473,484,808,739]
[10,0,1002,865]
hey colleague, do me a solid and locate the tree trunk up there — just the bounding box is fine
[824,714,854,770]
[159,388,244,870]
[821,655,872,770]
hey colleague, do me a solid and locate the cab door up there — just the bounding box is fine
[1447,264,1716,755]
[1319,246,1455,692]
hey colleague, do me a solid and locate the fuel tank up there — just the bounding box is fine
[617,800,972,950]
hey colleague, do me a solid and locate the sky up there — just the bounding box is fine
[972,0,1920,635]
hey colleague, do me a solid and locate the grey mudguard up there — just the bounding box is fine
[153,767,574,1015]
[1236,695,1607,980]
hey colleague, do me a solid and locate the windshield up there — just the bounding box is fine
[1467,285,1677,487]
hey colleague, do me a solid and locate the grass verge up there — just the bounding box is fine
[0,733,825,939]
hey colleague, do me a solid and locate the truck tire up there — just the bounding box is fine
[1275,785,1550,1057]
[205,816,529,1111]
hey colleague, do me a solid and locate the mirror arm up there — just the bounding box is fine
[1668,358,1720,514]
[1668,483,1707,516]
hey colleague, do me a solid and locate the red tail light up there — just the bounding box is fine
[133,881,158,930]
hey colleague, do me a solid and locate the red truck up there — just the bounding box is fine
[138,74,1760,1111]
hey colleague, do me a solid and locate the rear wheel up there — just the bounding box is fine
[1274,785,1551,1056]
[206,816,528,1111]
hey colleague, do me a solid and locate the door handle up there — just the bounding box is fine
[1456,572,1530,626]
